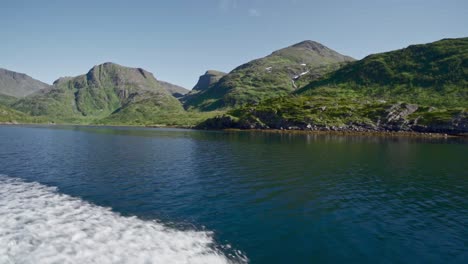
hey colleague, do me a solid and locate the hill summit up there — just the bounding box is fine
[183,40,354,110]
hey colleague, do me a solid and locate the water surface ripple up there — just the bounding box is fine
[0,125,467,263]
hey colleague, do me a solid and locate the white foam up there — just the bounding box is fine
[0,175,247,264]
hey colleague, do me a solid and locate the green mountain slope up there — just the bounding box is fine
[0,93,18,106]
[13,62,184,122]
[199,38,468,134]
[0,104,29,123]
[298,38,468,107]
[199,92,466,133]
[0,104,47,124]
[184,40,354,111]
[0,68,50,98]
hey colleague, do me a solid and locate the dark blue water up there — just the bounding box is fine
[0,125,467,263]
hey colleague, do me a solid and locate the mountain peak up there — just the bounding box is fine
[291,40,329,52]
[91,62,122,70]
[86,62,157,81]
[204,70,226,76]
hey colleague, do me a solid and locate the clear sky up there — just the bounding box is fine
[1,0,467,89]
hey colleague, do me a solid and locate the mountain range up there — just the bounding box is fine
[0,38,466,134]
[183,40,354,111]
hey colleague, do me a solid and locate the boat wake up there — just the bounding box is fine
[0,175,247,264]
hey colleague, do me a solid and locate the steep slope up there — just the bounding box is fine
[0,68,50,98]
[298,37,468,107]
[184,41,354,111]
[13,63,183,121]
[158,80,189,99]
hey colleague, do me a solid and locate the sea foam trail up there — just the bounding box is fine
[0,175,247,264]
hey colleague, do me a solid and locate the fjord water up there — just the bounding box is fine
[0,126,467,263]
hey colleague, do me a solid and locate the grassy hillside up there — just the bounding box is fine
[0,104,47,124]
[98,108,224,127]
[184,40,354,111]
[0,93,18,106]
[13,63,184,122]
[198,90,467,134]
[298,38,468,107]
[198,38,468,134]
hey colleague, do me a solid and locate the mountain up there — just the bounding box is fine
[298,37,468,107]
[183,40,354,111]
[199,38,468,134]
[13,62,184,122]
[158,80,189,99]
[192,70,227,91]
[181,70,227,108]
[0,68,50,98]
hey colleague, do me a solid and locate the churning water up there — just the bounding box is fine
[0,175,246,264]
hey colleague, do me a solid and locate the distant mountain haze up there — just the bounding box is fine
[0,68,50,98]
[157,80,189,99]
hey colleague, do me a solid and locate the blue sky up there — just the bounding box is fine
[1,0,467,88]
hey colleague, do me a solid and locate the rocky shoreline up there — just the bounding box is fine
[221,128,465,138]
[196,102,468,136]
[2,121,467,138]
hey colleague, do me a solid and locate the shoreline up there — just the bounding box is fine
[221,128,467,138]
[1,122,466,138]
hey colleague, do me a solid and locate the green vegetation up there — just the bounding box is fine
[298,38,468,108]
[98,109,224,127]
[201,91,385,128]
[0,94,17,106]
[198,38,468,133]
[0,104,48,124]
[184,40,354,111]
[1,38,466,134]
[199,90,466,133]
[12,63,185,123]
